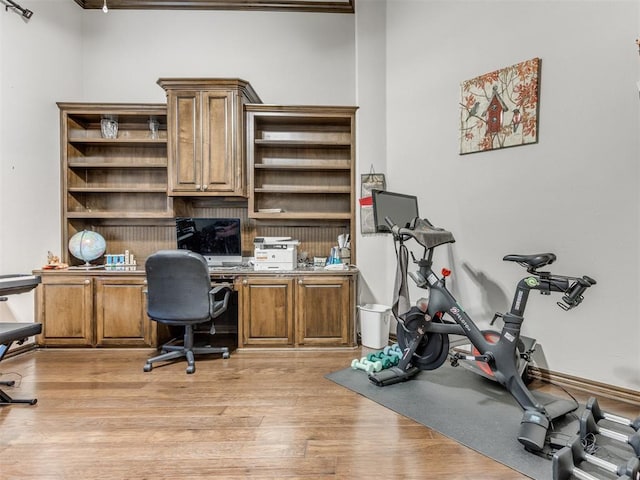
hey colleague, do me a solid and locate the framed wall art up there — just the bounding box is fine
[360,167,386,234]
[459,57,540,155]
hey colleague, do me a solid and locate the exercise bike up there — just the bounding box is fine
[368,214,596,452]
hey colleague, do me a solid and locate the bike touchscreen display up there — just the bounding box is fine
[372,190,419,233]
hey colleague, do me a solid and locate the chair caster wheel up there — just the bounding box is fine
[186,365,195,374]
[223,352,230,359]
[143,363,152,372]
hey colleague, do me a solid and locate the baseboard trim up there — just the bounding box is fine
[530,366,640,407]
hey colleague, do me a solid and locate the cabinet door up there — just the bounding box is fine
[167,90,202,193]
[166,89,243,196]
[202,90,242,195]
[239,277,294,347]
[36,275,93,346]
[94,277,155,347]
[295,276,353,347]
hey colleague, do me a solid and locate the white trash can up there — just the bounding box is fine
[358,304,391,349]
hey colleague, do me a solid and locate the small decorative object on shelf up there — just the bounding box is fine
[100,114,118,139]
[43,251,68,270]
[105,250,137,270]
[148,116,160,139]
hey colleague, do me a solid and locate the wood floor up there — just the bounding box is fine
[0,344,638,479]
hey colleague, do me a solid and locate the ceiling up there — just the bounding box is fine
[73,0,355,13]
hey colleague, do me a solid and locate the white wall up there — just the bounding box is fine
[78,9,356,104]
[379,0,639,391]
[354,0,389,305]
[0,0,82,322]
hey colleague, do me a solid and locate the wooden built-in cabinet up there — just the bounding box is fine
[238,276,295,347]
[48,88,359,351]
[36,274,93,346]
[58,102,175,267]
[94,276,153,346]
[237,272,356,348]
[295,275,352,346]
[158,78,261,196]
[36,271,155,347]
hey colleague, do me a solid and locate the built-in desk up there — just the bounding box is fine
[34,267,358,349]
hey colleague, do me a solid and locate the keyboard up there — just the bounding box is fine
[209,264,245,271]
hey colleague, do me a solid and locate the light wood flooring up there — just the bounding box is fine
[0,344,638,479]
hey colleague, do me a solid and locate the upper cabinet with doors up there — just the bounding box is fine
[158,78,262,197]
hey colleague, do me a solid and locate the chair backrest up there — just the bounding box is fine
[145,250,212,323]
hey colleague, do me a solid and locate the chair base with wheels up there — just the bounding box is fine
[143,324,230,374]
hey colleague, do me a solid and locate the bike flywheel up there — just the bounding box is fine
[396,315,450,371]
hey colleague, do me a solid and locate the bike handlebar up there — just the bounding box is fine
[557,275,597,311]
[385,216,400,234]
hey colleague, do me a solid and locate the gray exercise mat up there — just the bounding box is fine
[326,365,576,479]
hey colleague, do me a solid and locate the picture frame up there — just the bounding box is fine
[459,57,541,154]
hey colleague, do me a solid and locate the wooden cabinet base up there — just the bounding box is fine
[238,272,356,348]
[35,271,155,348]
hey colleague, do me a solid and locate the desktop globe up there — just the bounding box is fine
[68,230,106,266]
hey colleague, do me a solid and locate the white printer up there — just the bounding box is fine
[253,237,299,271]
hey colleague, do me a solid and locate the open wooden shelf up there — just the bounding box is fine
[59,103,174,265]
[245,104,357,260]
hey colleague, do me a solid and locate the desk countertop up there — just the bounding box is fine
[210,265,359,276]
[34,265,359,277]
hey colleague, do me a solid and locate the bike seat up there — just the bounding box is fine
[503,253,556,269]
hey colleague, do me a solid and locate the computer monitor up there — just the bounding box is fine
[372,190,419,233]
[176,217,242,266]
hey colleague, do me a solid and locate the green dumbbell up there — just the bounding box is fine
[384,344,402,360]
[360,357,383,372]
[368,350,399,369]
[384,354,399,366]
[351,358,373,373]
[366,351,384,362]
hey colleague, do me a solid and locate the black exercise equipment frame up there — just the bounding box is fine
[369,216,596,452]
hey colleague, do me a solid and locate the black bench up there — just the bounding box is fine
[0,274,42,405]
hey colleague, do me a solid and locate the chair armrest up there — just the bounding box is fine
[209,285,232,318]
[209,284,232,296]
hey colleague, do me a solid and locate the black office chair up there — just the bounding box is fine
[143,249,231,374]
